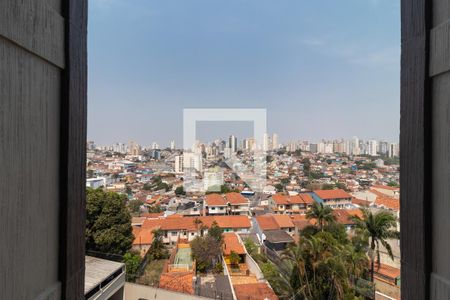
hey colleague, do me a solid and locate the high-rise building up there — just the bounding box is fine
[389,143,400,158]
[87,140,96,150]
[228,135,237,152]
[368,140,378,156]
[203,167,224,191]
[272,133,278,150]
[128,140,141,156]
[174,152,203,173]
[170,140,175,150]
[351,136,360,155]
[263,133,270,151]
[151,142,159,150]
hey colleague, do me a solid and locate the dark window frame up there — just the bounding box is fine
[59,0,431,298]
[400,0,431,299]
[59,1,88,299]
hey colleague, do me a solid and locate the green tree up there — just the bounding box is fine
[207,221,223,244]
[281,178,290,185]
[306,202,336,231]
[148,229,168,260]
[147,204,163,213]
[387,181,399,188]
[123,251,141,282]
[86,188,133,255]
[281,232,362,300]
[351,208,399,281]
[125,185,132,195]
[243,238,257,255]
[229,251,240,266]
[175,186,186,196]
[274,183,284,192]
[335,182,348,191]
[190,235,222,273]
[321,183,335,190]
[128,199,143,214]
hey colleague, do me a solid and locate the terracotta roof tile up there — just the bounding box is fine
[313,189,352,200]
[272,215,294,228]
[132,227,155,245]
[374,196,400,211]
[159,272,194,294]
[223,232,246,255]
[234,283,278,300]
[205,193,227,206]
[225,192,249,205]
[255,216,280,230]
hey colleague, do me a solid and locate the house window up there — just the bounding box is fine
[171,231,177,236]
[211,207,215,210]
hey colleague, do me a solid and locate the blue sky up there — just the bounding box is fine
[88,0,400,147]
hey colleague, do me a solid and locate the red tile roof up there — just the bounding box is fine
[223,232,246,255]
[234,283,278,300]
[132,227,155,245]
[272,215,295,228]
[159,272,195,294]
[313,189,351,200]
[207,215,251,229]
[139,215,251,237]
[225,192,249,205]
[374,196,400,211]
[372,185,400,191]
[333,209,363,225]
[352,197,371,206]
[255,216,280,231]
[205,193,227,206]
[271,193,290,205]
[271,193,314,206]
[300,193,315,204]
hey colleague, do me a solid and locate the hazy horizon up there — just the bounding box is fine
[88,0,400,147]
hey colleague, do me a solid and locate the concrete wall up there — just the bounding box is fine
[0,1,64,299]
[245,254,264,281]
[431,1,450,298]
[124,283,207,300]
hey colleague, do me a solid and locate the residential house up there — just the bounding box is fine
[254,215,295,251]
[312,189,353,209]
[269,193,314,214]
[225,192,250,215]
[204,193,250,216]
[134,215,252,245]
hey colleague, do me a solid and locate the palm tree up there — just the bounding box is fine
[352,208,399,281]
[306,202,336,231]
[193,217,203,236]
[282,232,352,300]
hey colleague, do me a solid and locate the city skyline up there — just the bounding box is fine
[87,0,400,146]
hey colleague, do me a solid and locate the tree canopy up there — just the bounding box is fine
[86,188,134,255]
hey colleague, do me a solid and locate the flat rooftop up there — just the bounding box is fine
[84,256,124,294]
